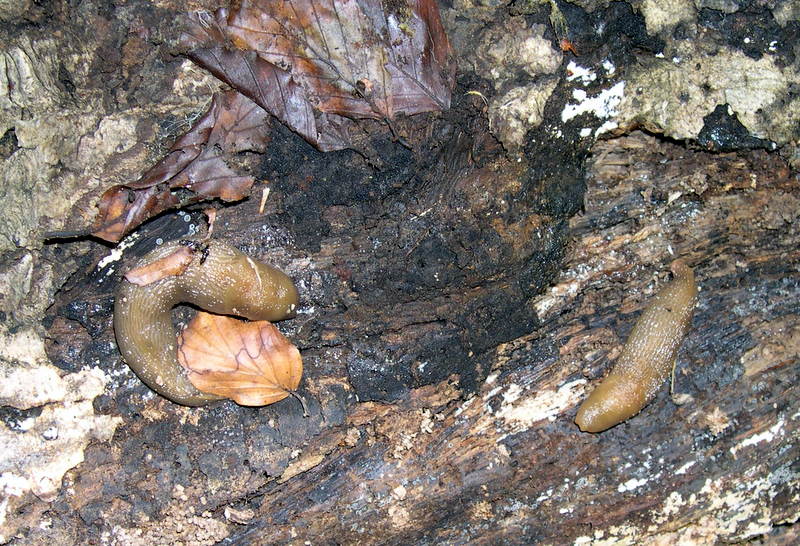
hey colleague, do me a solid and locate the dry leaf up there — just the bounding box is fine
[92,91,270,242]
[91,1,454,241]
[177,311,303,406]
[181,0,455,152]
[123,245,195,286]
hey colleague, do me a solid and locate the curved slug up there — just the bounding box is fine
[575,260,698,433]
[114,240,299,406]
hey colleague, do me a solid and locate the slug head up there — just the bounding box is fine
[220,252,299,321]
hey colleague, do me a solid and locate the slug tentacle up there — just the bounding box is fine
[575,259,698,433]
[114,240,299,406]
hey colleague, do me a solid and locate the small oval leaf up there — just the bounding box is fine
[124,245,195,286]
[177,311,302,406]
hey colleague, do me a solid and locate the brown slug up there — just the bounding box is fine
[114,240,299,406]
[575,259,698,433]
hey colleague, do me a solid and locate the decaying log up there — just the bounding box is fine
[28,130,797,545]
[0,0,798,543]
[218,132,800,544]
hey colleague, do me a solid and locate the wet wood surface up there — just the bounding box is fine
[217,132,800,544]
[32,125,800,544]
[2,0,796,540]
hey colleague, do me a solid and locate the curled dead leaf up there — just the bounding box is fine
[123,245,195,286]
[181,0,455,152]
[92,91,270,242]
[177,311,303,407]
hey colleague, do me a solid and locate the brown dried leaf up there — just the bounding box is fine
[93,185,180,244]
[92,91,271,242]
[123,245,195,286]
[177,311,303,406]
[181,0,455,152]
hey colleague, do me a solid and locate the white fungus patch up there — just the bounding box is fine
[594,120,620,136]
[96,231,141,271]
[494,379,587,436]
[659,491,687,520]
[618,477,649,493]
[729,418,785,458]
[589,455,800,543]
[566,61,597,85]
[0,325,122,541]
[561,82,626,125]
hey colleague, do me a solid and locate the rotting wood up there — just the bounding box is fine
[1,0,797,541]
[220,132,800,544]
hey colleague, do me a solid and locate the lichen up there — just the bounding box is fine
[0,326,122,540]
[618,44,800,145]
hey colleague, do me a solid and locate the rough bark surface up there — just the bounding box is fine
[226,133,800,545]
[36,134,800,545]
[0,0,799,545]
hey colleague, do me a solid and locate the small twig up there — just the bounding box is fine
[42,228,92,241]
[465,90,488,106]
[670,359,677,396]
[203,208,217,241]
[383,118,412,150]
[258,187,270,215]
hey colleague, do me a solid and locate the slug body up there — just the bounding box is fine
[575,260,697,432]
[114,240,299,406]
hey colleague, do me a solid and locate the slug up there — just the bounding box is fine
[575,260,698,432]
[114,240,299,406]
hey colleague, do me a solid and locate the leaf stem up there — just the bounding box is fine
[289,390,310,418]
